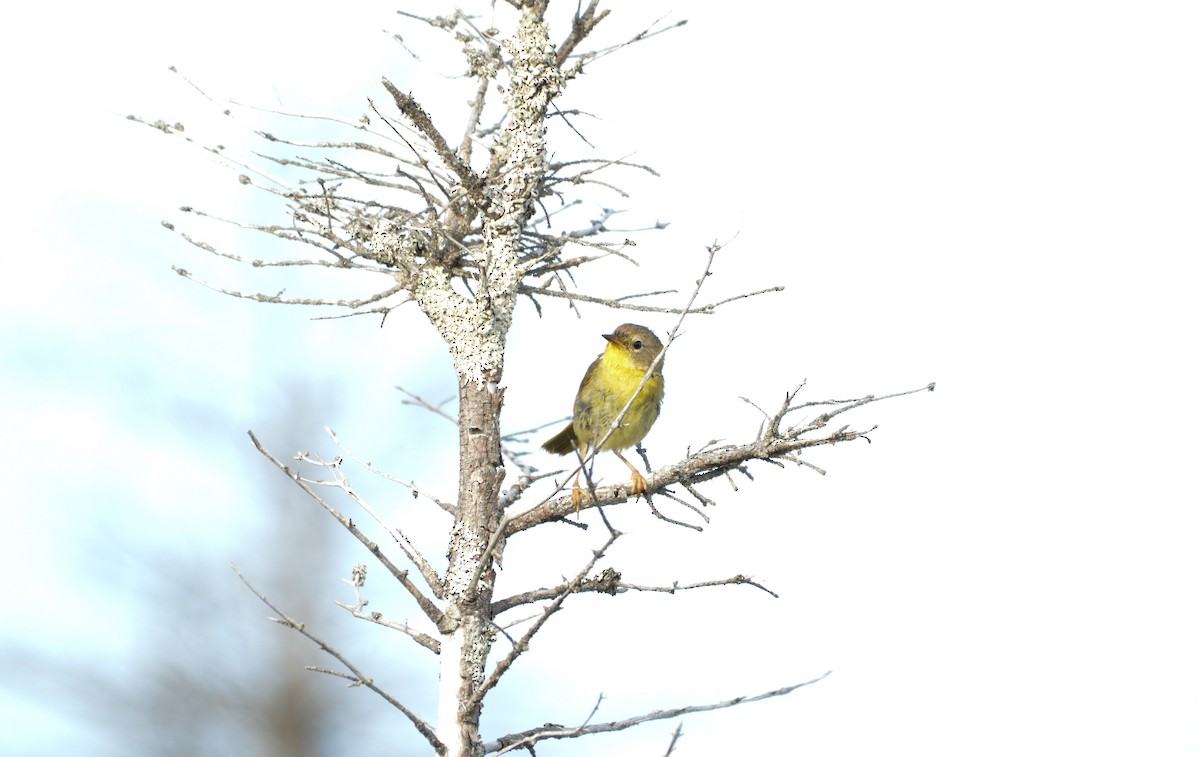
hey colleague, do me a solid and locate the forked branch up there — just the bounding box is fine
[247,431,447,628]
[470,531,621,709]
[232,566,445,755]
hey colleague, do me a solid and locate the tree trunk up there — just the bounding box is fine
[437,377,505,756]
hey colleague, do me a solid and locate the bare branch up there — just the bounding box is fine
[231,565,445,755]
[515,284,704,314]
[247,431,447,627]
[335,601,441,654]
[663,722,684,756]
[490,568,775,616]
[396,384,458,424]
[507,382,935,533]
[295,437,446,597]
[204,63,419,149]
[335,570,442,655]
[395,384,537,485]
[326,425,457,516]
[490,564,620,616]
[459,76,491,163]
[381,77,484,203]
[679,481,717,509]
[172,265,410,312]
[470,531,620,708]
[486,672,831,754]
[619,573,779,599]
[644,494,704,530]
[556,0,610,65]
[559,13,688,77]
[516,278,783,316]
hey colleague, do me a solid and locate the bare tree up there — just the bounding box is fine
[135,3,932,755]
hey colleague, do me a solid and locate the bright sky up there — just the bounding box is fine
[3,2,1199,755]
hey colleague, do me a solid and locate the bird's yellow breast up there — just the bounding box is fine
[572,343,665,451]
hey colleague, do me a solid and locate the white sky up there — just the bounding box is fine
[2,1,1199,755]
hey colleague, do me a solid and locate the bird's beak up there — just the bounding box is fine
[602,333,617,345]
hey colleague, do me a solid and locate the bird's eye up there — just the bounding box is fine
[632,340,643,349]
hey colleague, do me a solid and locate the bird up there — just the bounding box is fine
[542,323,665,509]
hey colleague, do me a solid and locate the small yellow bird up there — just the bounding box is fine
[542,323,666,507]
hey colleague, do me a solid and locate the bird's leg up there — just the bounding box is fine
[613,450,649,499]
[571,469,585,512]
[572,444,591,514]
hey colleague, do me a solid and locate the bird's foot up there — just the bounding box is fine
[571,484,590,515]
[629,470,648,500]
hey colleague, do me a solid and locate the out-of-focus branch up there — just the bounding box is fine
[662,722,684,756]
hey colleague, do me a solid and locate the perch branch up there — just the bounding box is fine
[509,383,935,533]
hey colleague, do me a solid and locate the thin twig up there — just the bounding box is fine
[335,602,441,654]
[326,426,457,515]
[515,282,782,314]
[396,384,534,482]
[172,266,408,311]
[663,722,684,756]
